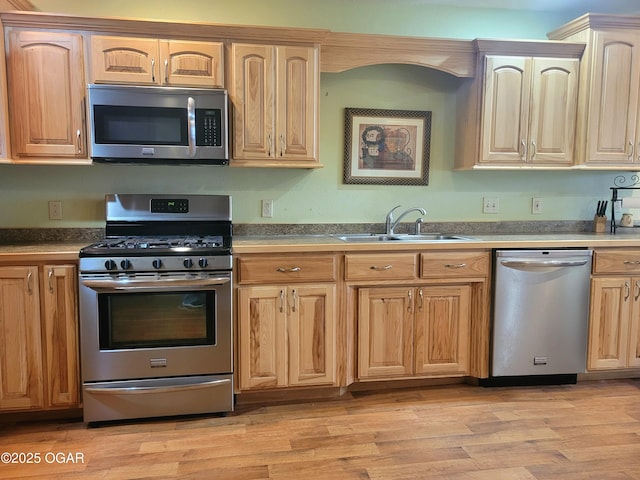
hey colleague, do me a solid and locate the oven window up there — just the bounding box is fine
[98,291,215,349]
[93,105,188,145]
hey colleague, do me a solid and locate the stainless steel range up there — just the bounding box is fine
[78,194,233,423]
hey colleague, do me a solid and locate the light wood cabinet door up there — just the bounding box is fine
[231,43,276,161]
[237,284,336,390]
[42,265,79,408]
[160,40,224,87]
[480,55,577,166]
[275,46,318,162]
[0,266,43,410]
[237,286,287,390]
[528,57,578,165]
[288,285,336,386]
[90,35,159,84]
[0,19,10,161]
[7,30,86,159]
[480,56,530,165]
[588,277,630,370]
[91,36,224,87]
[629,278,640,368]
[230,43,319,166]
[586,30,640,165]
[414,285,471,376]
[358,287,414,379]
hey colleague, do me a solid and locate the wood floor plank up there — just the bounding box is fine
[0,379,639,479]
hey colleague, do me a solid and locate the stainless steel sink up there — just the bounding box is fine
[331,233,475,242]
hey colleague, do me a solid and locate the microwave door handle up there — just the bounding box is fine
[187,96,196,157]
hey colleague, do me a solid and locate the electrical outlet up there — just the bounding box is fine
[261,199,274,218]
[482,197,499,214]
[48,200,63,220]
[532,197,543,214]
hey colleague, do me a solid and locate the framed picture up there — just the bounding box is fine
[343,107,431,186]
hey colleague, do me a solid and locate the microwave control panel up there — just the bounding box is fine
[196,109,222,147]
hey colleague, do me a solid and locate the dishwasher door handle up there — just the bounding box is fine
[500,259,589,269]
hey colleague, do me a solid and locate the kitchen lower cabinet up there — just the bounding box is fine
[588,250,640,370]
[358,285,471,380]
[348,250,488,382]
[0,264,79,411]
[6,30,87,162]
[236,254,338,390]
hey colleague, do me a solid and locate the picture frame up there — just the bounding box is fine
[343,107,431,186]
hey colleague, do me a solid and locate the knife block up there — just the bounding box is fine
[594,215,607,233]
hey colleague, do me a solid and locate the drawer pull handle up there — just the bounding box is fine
[370,265,393,271]
[279,289,285,312]
[623,260,640,265]
[407,289,412,313]
[444,263,467,269]
[276,267,301,273]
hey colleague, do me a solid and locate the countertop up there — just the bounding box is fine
[2,230,640,259]
[232,231,640,253]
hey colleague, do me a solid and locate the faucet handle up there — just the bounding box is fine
[386,204,402,220]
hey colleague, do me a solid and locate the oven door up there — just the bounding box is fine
[79,272,232,382]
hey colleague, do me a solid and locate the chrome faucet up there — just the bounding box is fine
[385,205,426,234]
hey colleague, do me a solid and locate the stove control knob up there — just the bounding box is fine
[104,259,117,271]
[198,257,208,268]
[120,259,132,270]
[152,259,163,269]
[183,258,194,268]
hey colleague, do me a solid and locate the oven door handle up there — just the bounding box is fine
[84,378,231,395]
[80,276,230,291]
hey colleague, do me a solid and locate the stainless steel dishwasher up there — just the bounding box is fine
[489,249,592,384]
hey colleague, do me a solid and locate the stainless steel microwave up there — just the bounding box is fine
[87,84,229,165]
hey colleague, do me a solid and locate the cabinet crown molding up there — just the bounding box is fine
[474,39,585,57]
[548,13,640,40]
[0,11,330,45]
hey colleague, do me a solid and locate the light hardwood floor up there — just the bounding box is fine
[1,379,640,479]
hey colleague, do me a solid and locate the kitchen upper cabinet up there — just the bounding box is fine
[6,30,87,162]
[0,263,80,411]
[479,55,578,166]
[583,31,640,165]
[455,41,584,170]
[0,19,9,161]
[236,254,337,390]
[90,35,224,87]
[549,15,640,168]
[230,43,319,168]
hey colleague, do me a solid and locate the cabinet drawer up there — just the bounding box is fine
[593,250,640,274]
[345,253,418,281]
[421,251,489,278]
[237,255,336,284]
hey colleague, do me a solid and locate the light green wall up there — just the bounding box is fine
[0,0,625,227]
